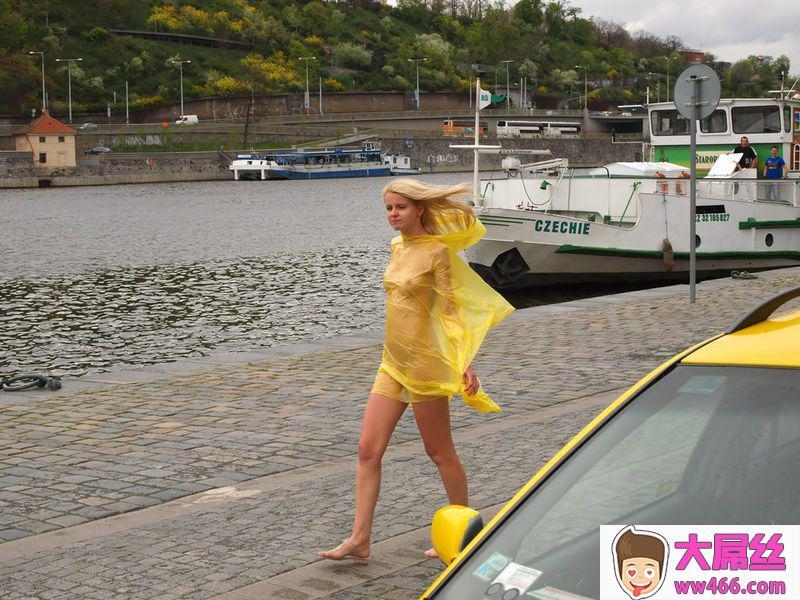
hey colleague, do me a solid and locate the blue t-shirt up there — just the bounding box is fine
[764,156,786,179]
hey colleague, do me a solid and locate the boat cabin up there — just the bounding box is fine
[648,97,800,172]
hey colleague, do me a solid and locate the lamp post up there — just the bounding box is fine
[574,65,587,110]
[501,59,514,108]
[649,72,665,103]
[28,51,46,112]
[55,58,82,123]
[168,58,191,116]
[299,56,316,114]
[407,58,427,110]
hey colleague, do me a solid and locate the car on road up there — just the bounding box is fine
[422,286,800,600]
[174,114,199,126]
[78,122,98,130]
[85,146,112,154]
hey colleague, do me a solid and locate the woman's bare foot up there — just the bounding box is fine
[319,538,370,561]
[424,547,438,559]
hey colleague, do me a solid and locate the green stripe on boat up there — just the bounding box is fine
[738,218,800,230]
[555,245,800,261]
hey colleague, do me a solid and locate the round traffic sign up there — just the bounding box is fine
[673,64,721,120]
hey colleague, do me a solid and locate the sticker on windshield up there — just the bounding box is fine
[491,562,542,594]
[527,586,593,599]
[678,376,726,395]
[473,552,511,581]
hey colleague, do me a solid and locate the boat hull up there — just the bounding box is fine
[265,166,392,180]
[468,193,800,288]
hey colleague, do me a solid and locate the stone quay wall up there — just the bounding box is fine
[1,137,644,187]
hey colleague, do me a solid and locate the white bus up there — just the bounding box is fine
[496,120,581,138]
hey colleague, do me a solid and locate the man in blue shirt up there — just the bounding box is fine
[763,145,787,201]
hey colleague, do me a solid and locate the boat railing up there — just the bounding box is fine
[696,178,800,206]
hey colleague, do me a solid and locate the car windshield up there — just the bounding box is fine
[430,366,800,600]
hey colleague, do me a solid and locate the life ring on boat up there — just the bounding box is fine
[145,157,155,167]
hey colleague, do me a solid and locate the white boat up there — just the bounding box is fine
[465,96,800,288]
[383,154,422,175]
[229,153,275,181]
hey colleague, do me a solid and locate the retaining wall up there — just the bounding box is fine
[380,135,645,171]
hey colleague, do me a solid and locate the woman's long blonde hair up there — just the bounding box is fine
[382,179,474,235]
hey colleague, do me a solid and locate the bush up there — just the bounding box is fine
[333,42,372,69]
[130,95,165,110]
[84,27,109,43]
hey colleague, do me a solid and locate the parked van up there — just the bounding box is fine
[175,115,199,126]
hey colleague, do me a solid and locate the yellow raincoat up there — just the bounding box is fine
[380,210,514,413]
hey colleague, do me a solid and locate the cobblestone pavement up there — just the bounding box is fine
[1,269,798,599]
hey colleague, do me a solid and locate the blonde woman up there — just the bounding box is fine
[320,179,514,561]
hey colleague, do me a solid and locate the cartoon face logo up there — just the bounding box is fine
[612,527,668,599]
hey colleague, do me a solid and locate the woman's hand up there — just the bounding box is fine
[463,366,479,396]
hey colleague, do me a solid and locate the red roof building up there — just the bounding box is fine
[14,111,77,168]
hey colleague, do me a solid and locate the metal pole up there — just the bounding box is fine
[67,61,72,122]
[469,74,472,109]
[41,53,46,111]
[416,61,420,110]
[319,76,323,115]
[689,76,698,303]
[474,77,480,203]
[584,70,587,110]
[125,80,129,125]
[666,62,670,103]
[179,62,184,116]
[506,62,510,108]
[57,57,82,121]
[29,52,46,111]
[305,59,310,115]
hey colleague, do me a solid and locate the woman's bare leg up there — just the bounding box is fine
[320,393,407,560]
[413,397,467,504]
[412,397,466,558]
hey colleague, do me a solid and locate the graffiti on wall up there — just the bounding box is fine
[426,153,462,166]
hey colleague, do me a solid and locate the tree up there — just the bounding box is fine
[333,43,372,69]
[518,58,538,80]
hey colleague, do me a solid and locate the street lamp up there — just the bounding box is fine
[574,65,587,110]
[501,60,514,108]
[167,58,191,117]
[660,56,672,102]
[299,56,316,114]
[28,51,46,111]
[648,72,664,103]
[407,58,427,110]
[55,57,82,123]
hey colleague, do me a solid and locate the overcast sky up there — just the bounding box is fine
[571,0,797,70]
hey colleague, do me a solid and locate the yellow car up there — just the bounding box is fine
[422,286,800,600]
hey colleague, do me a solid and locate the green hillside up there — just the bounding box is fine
[0,0,792,117]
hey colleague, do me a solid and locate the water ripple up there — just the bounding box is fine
[0,246,387,377]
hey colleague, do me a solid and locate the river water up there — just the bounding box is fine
[1,175,471,377]
[1,175,668,378]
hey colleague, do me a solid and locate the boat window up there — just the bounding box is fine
[699,109,727,133]
[650,110,689,136]
[732,105,781,134]
[784,105,791,133]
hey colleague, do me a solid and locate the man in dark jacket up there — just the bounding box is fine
[732,136,758,171]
